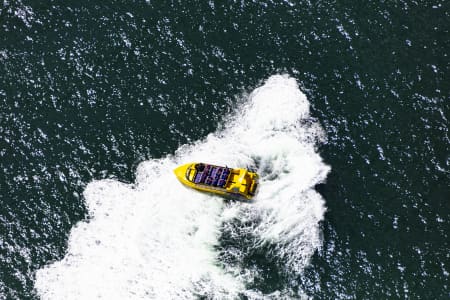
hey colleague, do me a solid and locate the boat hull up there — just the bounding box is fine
[173,163,259,200]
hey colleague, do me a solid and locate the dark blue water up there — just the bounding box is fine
[1,1,449,299]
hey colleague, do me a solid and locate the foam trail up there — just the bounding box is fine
[35,75,329,299]
[211,75,329,298]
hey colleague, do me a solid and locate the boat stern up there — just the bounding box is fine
[227,169,259,200]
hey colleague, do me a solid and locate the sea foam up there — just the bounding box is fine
[35,75,329,299]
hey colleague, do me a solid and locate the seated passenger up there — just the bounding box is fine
[204,165,211,175]
[222,169,229,178]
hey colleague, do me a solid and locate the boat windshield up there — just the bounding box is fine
[185,165,196,182]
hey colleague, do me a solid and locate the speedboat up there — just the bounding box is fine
[173,162,259,200]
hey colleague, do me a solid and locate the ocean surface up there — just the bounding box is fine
[1,1,449,299]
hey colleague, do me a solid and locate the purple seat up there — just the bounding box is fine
[218,179,225,187]
[210,168,218,179]
[205,177,212,185]
[200,172,208,183]
[194,172,203,183]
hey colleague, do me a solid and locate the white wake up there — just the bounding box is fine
[34,75,329,299]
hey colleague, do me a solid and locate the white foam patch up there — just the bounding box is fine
[35,75,329,299]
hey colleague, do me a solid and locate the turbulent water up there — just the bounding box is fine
[34,76,329,299]
[1,1,449,299]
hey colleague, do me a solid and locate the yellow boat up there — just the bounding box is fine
[173,163,259,200]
